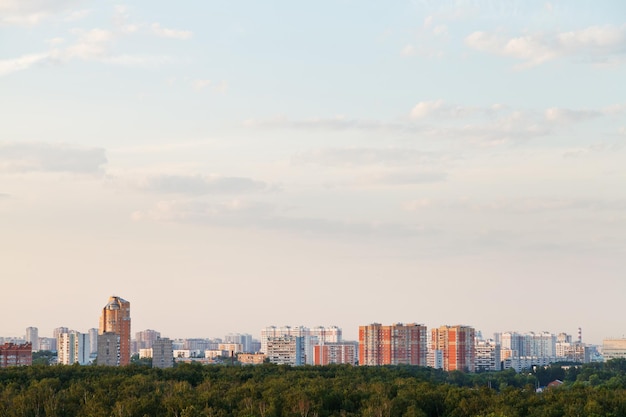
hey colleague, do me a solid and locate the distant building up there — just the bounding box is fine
[53,327,69,340]
[25,327,39,352]
[359,323,428,366]
[99,296,131,366]
[39,337,56,352]
[58,331,91,365]
[238,353,266,365]
[475,339,501,372]
[219,343,244,354]
[224,333,253,353]
[314,342,357,365]
[88,328,98,355]
[266,336,305,365]
[152,338,174,368]
[427,349,444,369]
[602,339,626,361]
[97,332,120,366]
[0,343,32,367]
[431,325,475,372]
[261,326,317,364]
[136,329,161,352]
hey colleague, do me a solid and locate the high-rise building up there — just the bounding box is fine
[136,329,161,351]
[314,342,357,365]
[261,326,315,364]
[58,331,91,365]
[88,328,99,355]
[224,333,253,353]
[99,296,131,366]
[0,343,32,367]
[152,338,174,368]
[475,339,501,372]
[359,323,428,366]
[25,327,39,352]
[97,332,120,366]
[53,327,69,340]
[431,325,475,372]
[265,336,305,365]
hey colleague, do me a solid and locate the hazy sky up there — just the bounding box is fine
[1,0,625,345]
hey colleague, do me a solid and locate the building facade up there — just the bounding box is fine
[265,336,305,365]
[25,327,39,352]
[0,343,32,367]
[431,325,475,372]
[99,296,131,366]
[58,331,91,365]
[359,323,428,366]
[314,342,357,365]
[97,332,120,366]
[475,339,501,372]
[152,338,174,368]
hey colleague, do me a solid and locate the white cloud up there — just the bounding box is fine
[132,198,435,238]
[401,44,415,57]
[433,25,448,37]
[151,23,192,40]
[410,100,445,118]
[0,53,50,76]
[465,25,626,67]
[136,174,269,195]
[293,148,447,167]
[64,9,90,22]
[193,79,211,90]
[545,108,602,124]
[0,0,82,26]
[0,142,107,174]
[65,28,114,60]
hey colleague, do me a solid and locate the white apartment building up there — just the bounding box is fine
[58,331,90,365]
[475,339,501,372]
[265,336,304,366]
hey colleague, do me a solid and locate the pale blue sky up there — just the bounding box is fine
[1,0,625,344]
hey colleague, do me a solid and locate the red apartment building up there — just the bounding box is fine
[431,325,475,372]
[0,342,32,367]
[359,323,427,366]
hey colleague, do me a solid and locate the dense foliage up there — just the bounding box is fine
[1,360,626,417]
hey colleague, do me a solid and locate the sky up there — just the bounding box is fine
[1,0,625,345]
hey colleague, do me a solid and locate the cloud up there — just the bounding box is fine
[293,148,448,167]
[132,198,435,238]
[151,23,192,40]
[137,174,269,195]
[244,115,408,133]
[403,197,626,213]
[0,53,51,76]
[246,102,617,147]
[0,142,107,174]
[465,25,626,67]
[0,0,82,26]
[365,171,447,186]
[545,108,602,123]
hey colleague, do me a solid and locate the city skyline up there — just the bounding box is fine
[1,1,625,345]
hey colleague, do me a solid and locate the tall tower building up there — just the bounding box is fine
[25,327,39,352]
[431,325,475,372]
[359,323,428,366]
[99,296,131,366]
[58,331,91,365]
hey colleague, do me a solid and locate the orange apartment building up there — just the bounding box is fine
[99,296,131,366]
[431,325,475,372]
[359,323,427,366]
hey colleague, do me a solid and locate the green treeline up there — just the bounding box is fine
[2,360,626,417]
